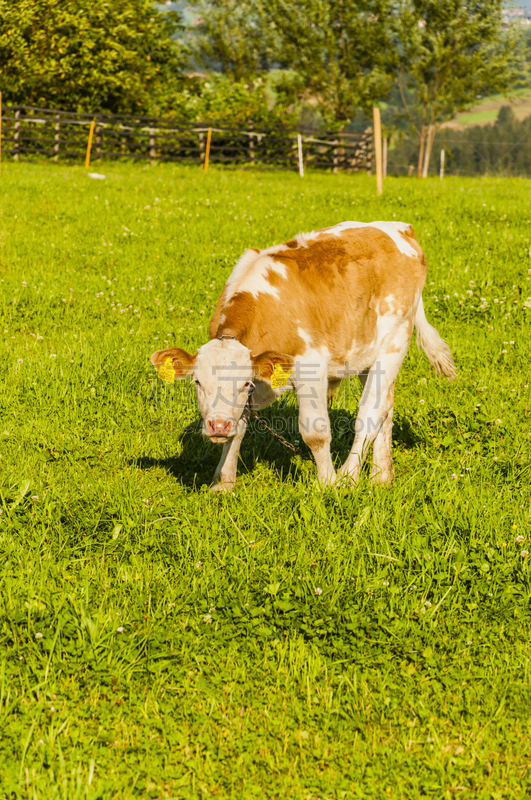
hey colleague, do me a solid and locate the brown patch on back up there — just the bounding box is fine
[215,290,307,357]
[208,224,427,368]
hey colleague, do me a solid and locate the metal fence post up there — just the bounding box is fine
[365,129,373,176]
[14,109,20,161]
[54,114,60,162]
[248,122,255,166]
[199,131,205,167]
[333,139,339,174]
[96,117,102,161]
[297,133,304,177]
[440,149,445,180]
[149,127,156,167]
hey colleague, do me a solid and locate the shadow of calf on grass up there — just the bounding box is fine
[133,405,427,491]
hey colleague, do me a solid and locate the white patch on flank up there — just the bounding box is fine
[376,311,402,344]
[382,294,403,316]
[383,294,397,314]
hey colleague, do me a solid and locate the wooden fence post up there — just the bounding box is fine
[199,131,205,167]
[14,109,20,161]
[54,114,60,162]
[440,148,445,180]
[85,120,95,169]
[373,107,383,195]
[204,127,212,172]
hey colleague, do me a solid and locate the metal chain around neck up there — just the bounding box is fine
[245,395,311,460]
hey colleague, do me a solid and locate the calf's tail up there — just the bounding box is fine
[414,296,457,381]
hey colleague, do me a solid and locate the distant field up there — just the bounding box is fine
[446,88,531,128]
[0,163,530,798]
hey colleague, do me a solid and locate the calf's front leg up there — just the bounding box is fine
[211,414,248,492]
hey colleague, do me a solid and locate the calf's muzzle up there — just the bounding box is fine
[207,419,233,438]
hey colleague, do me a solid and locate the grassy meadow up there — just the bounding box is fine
[0,162,530,798]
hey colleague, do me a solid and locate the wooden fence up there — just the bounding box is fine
[0,105,373,173]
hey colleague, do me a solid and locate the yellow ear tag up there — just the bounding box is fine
[271,363,293,388]
[157,357,175,383]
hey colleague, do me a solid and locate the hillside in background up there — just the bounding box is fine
[445,88,531,128]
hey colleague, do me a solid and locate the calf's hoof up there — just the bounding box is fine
[211,480,236,493]
[336,465,360,486]
[369,464,395,486]
[316,471,337,489]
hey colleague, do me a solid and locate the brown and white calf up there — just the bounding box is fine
[151,221,456,491]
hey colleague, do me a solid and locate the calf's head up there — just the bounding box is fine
[151,338,293,443]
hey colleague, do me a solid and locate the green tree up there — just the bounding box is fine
[396,0,523,176]
[188,0,271,83]
[264,0,397,126]
[0,0,188,114]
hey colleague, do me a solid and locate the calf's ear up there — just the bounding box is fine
[251,351,294,380]
[151,347,197,379]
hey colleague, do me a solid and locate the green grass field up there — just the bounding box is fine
[0,163,530,799]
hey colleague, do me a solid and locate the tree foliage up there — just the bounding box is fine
[189,0,397,127]
[170,75,298,126]
[263,0,397,126]
[396,0,524,175]
[0,0,187,113]
[188,0,272,83]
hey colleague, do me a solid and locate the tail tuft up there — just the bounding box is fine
[414,296,457,381]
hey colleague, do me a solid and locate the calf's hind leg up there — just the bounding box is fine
[369,383,395,485]
[338,350,403,485]
[355,371,395,485]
